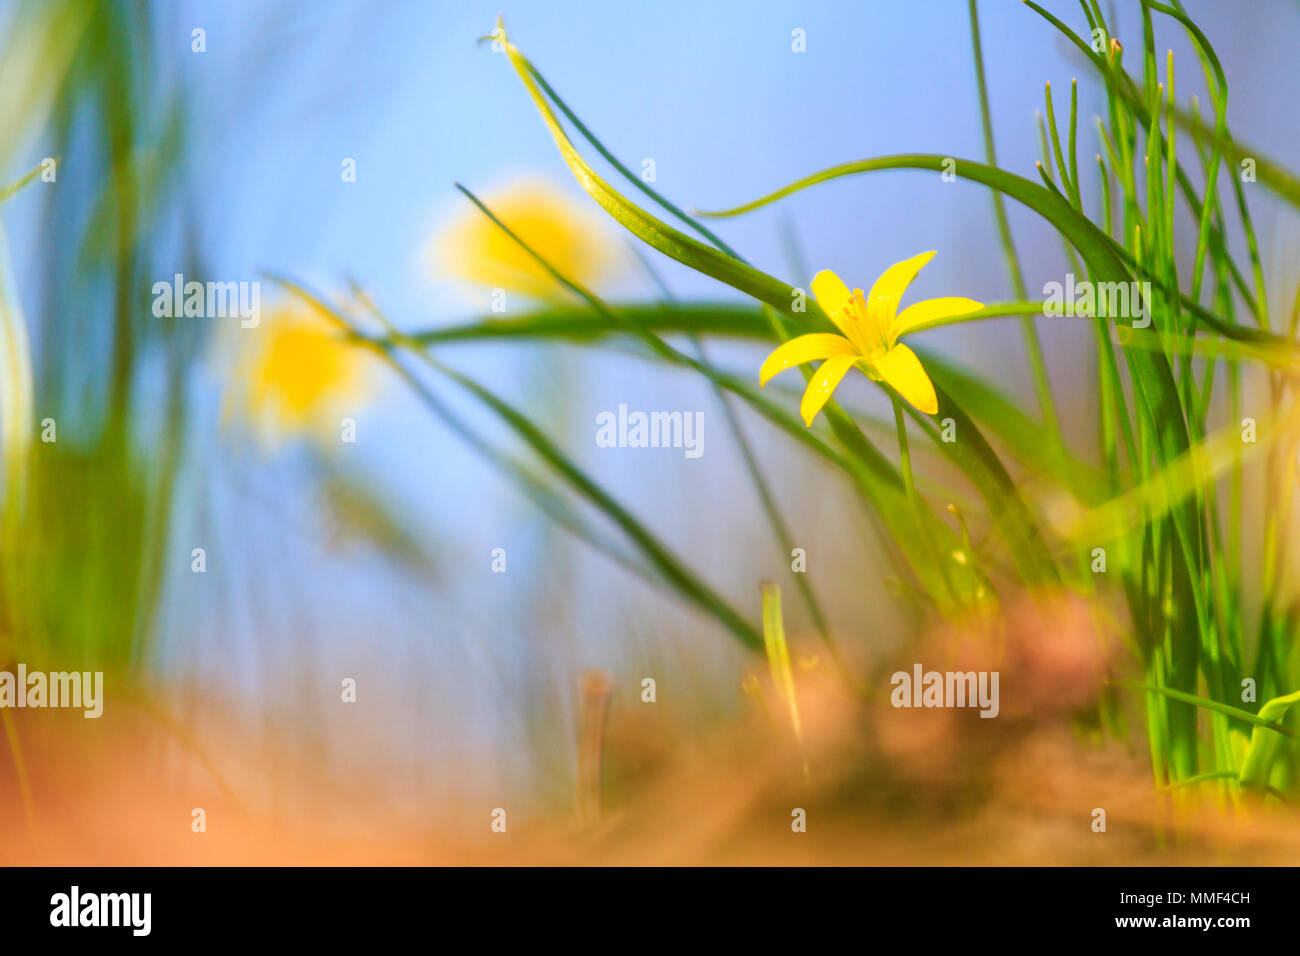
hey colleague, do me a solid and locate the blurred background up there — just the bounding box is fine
[1,0,1298,861]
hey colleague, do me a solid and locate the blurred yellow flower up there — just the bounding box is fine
[221,298,375,450]
[760,252,981,423]
[426,178,620,301]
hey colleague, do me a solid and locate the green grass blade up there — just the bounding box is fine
[406,303,771,344]
[1112,681,1297,739]
[1239,688,1300,790]
[968,0,1065,473]
[760,582,805,761]
[0,162,49,206]
[494,22,806,322]
[277,276,766,650]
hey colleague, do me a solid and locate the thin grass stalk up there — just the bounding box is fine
[968,0,1067,473]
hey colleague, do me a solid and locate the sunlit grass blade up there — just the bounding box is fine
[1239,688,1300,791]
[1047,406,1288,546]
[493,20,805,320]
[968,0,1065,469]
[760,582,805,768]
[0,162,50,206]
[1111,681,1297,740]
[405,302,771,344]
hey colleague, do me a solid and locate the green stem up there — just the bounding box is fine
[893,395,956,605]
[968,0,1066,468]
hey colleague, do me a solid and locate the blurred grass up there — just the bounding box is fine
[0,0,194,676]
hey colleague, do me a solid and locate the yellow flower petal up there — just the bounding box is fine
[865,250,936,330]
[799,354,859,426]
[892,296,983,339]
[810,269,851,315]
[871,343,938,415]
[810,270,864,344]
[224,299,376,450]
[427,178,619,301]
[759,333,855,386]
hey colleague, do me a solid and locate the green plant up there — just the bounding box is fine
[291,3,1300,813]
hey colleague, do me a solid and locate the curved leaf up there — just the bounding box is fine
[1239,688,1300,790]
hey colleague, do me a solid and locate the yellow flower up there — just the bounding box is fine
[426,178,620,301]
[760,252,981,424]
[221,298,375,450]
